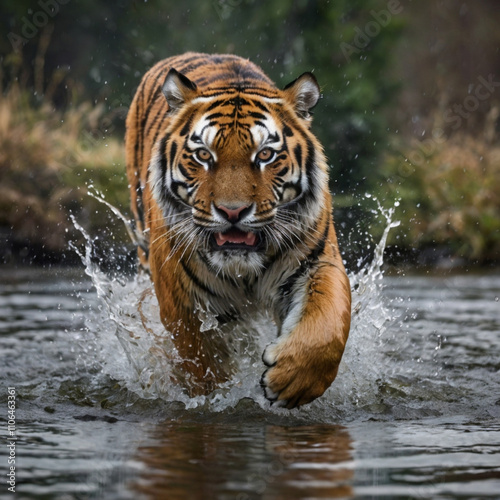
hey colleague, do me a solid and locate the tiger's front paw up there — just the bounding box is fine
[260,341,340,409]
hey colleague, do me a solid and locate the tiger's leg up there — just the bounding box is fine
[153,287,233,395]
[164,315,233,396]
[261,224,351,409]
[148,223,233,395]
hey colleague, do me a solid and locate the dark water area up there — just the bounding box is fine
[1,263,499,499]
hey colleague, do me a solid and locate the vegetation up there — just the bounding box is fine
[0,78,127,263]
[383,134,500,264]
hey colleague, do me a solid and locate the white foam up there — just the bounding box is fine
[72,195,401,417]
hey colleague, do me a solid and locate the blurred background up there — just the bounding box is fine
[1,0,499,269]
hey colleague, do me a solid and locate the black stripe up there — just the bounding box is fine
[134,92,141,177]
[278,216,330,321]
[283,124,294,137]
[169,141,178,167]
[177,161,193,181]
[227,96,252,108]
[135,179,144,227]
[172,54,206,73]
[256,205,276,217]
[192,205,212,217]
[171,181,188,201]
[179,58,210,76]
[145,94,167,136]
[294,144,302,166]
[249,99,270,113]
[304,138,316,177]
[145,64,169,109]
[157,135,168,196]
[197,72,236,86]
[192,217,213,227]
[248,111,267,120]
[201,87,276,98]
[309,218,329,262]
[180,260,220,297]
[274,152,287,163]
[138,84,150,175]
[278,182,301,202]
[205,111,226,121]
[152,115,168,146]
[206,97,233,111]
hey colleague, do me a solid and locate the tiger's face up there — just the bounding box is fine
[150,69,328,276]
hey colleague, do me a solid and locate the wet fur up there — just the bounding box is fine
[125,53,351,407]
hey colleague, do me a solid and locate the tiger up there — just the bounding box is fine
[125,52,351,408]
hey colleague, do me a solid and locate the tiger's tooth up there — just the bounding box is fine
[245,232,257,246]
[215,232,225,246]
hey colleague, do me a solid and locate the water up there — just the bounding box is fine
[1,221,500,498]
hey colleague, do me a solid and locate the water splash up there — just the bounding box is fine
[71,195,402,418]
[326,200,401,416]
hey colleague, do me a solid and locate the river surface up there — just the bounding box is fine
[1,253,500,498]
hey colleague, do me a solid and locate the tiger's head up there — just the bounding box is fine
[149,68,329,276]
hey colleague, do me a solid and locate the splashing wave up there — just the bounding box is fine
[71,194,402,418]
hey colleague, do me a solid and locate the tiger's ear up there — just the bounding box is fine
[283,72,320,121]
[162,68,198,112]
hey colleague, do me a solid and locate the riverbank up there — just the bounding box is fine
[1,86,499,270]
[0,84,130,266]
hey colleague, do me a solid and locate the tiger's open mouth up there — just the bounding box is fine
[212,229,261,251]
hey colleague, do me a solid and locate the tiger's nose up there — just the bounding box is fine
[215,204,253,223]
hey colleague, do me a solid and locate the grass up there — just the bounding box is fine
[0,83,129,263]
[0,76,498,266]
[381,134,500,264]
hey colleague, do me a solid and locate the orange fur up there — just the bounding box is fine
[125,53,351,406]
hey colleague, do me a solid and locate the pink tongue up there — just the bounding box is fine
[215,230,257,246]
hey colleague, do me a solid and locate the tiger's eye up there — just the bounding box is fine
[196,148,212,163]
[257,148,273,162]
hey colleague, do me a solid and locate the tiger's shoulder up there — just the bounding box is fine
[131,52,277,110]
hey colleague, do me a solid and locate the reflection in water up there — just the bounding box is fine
[1,268,499,498]
[262,425,353,499]
[2,235,500,499]
[132,423,353,499]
